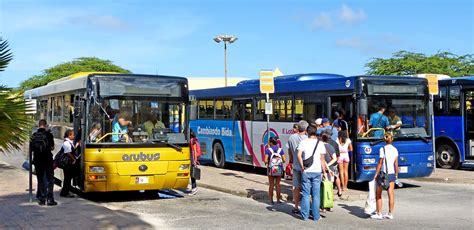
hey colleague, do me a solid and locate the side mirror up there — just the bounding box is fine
[190,105,198,121]
[358,98,368,115]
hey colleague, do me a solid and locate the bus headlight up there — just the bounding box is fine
[363,158,376,164]
[179,164,190,170]
[89,166,105,173]
[428,155,434,161]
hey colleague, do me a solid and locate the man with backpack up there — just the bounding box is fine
[30,119,57,206]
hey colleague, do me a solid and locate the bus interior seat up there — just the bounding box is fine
[416,116,426,127]
[401,116,413,128]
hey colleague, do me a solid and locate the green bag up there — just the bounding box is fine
[320,179,334,209]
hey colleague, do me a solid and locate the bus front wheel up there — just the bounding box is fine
[212,142,225,168]
[436,143,460,169]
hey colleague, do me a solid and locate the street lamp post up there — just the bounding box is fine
[214,35,238,86]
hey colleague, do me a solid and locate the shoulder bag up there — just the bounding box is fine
[376,147,390,190]
[303,140,320,168]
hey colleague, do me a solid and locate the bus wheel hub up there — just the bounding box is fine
[441,151,451,162]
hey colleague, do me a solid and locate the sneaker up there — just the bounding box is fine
[370,213,383,220]
[189,187,198,195]
[38,200,46,206]
[383,213,394,219]
[47,199,58,206]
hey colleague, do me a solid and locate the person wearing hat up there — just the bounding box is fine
[369,104,390,138]
[317,118,338,141]
[144,110,165,137]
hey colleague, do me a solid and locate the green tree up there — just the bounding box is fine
[0,39,33,152]
[19,57,131,91]
[365,51,474,77]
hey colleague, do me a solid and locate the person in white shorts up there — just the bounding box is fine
[371,133,399,220]
[337,131,352,192]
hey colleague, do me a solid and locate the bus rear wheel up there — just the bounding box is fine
[436,143,460,169]
[212,142,225,168]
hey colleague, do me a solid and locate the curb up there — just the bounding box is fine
[198,182,366,202]
[410,177,474,185]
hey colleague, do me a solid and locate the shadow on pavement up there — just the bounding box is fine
[338,203,369,219]
[245,187,301,220]
[0,193,153,229]
[75,188,185,203]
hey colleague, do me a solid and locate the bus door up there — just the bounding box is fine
[330,95,355,179]
[233,99,253,164]
[464,89,474,159]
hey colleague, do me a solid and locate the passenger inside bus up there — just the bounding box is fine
[387,108,402,134]
[369,104,390,138]
[144,110,165,137]
[112,110,132,142]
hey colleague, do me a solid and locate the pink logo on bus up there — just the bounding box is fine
[260,128,281,160]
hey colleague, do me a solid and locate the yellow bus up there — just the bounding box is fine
[24,72,191,192]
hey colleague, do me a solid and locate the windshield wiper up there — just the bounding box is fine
[152,140,182,152]
[370,139,385,146]
[396,133,430,143]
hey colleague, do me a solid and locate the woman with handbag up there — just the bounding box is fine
[371,133,399,220]
[189,131,200,195]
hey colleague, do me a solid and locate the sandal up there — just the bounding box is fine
[337,192,342,197]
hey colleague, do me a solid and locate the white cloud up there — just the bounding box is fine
[68,15,130,31]
[335,35,401,54]
[307,4,367,31]
[311,12,333,30]
[336,37,378,52]
[339,4,367,24]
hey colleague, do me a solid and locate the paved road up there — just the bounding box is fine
[2,150,473,229]
[93,180,473,229]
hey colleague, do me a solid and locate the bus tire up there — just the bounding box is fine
[212,142,225,168]
[436,143,460,169]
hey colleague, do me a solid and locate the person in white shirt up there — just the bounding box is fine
[297,125,327,222]
[60,129,79,198]
[371,133,399,220]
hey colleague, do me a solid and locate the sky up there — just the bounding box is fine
[0,0,473,87]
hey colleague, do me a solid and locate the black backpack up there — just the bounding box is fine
[31,130,49,153]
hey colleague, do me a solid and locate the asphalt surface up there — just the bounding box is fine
[91,180,473,229]
[2,150,473,229]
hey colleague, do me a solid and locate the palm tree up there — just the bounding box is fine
[0,38,33,152]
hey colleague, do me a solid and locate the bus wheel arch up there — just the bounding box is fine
[435,138,460,169]
[212,140,225,168]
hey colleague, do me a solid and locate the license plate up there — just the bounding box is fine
[135,177,149,184]
[399,166,408,173]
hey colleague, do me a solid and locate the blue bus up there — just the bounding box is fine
[434,76,474,169]
[190,73,434,182]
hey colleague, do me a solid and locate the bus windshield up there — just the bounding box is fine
[88,98,187,144]
[358,96,430,140]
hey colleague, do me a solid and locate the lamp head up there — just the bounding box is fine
[214,37,223,43]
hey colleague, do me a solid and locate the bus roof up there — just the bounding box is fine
[190,73,427,98]
[24,72,187,99]
[438,76,474,85]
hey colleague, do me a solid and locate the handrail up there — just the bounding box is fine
[362,128,385,137]
[95,132,129,143]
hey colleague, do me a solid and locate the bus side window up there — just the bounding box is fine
[449,86,461,116]
[434,87,447,116]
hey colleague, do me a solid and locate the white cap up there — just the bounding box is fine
[315,118,322,125]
